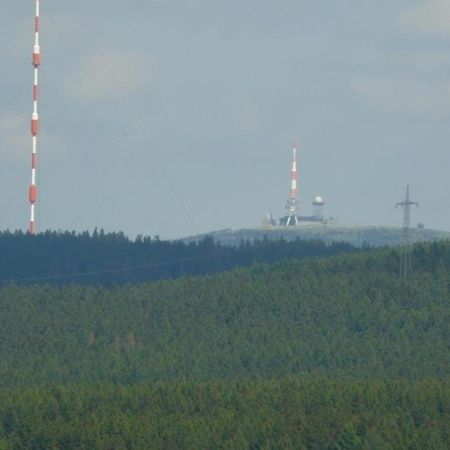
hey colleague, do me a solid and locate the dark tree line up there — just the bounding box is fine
[0,230,358,285]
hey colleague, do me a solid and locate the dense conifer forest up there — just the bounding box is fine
[1,379,449,449]
[0,235,449,448]
[0,230,356,285]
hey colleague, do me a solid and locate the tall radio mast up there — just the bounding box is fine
[285,145,299,226]
[29,0,41,234]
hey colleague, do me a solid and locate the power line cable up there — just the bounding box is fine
[0,251,226,285]
[71,0,198,234]
[419,205,450,210]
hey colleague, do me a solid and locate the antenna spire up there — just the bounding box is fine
[29,0,41,234]
[285,144,299,225]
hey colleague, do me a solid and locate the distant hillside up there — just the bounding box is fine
[183,225,450,247]
[0,230,356,286]
[1,240,449,386]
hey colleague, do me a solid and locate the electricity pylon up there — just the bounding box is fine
[396,185,419,279]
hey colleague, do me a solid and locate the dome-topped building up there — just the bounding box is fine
[312,196,325,220]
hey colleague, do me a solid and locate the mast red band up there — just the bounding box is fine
[31,118,39,136]
[33,53,41,67]
[29,185,37,204]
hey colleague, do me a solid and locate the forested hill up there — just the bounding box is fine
[1,240,449,386]
[184,225,450,247]
[1,241,450,448]
[0,230,357,285]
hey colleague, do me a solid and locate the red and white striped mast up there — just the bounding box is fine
[290,145,298,200]
[285,144,299,225]
[29,0,41,234]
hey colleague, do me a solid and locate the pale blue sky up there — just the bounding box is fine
[1,0,450,238]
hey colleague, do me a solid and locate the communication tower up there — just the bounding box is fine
[28,0,42,234]
[281,145,299,226]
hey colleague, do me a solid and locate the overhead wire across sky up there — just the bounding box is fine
[71,0,198,234]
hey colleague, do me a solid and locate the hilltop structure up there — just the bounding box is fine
[265,145,335,228]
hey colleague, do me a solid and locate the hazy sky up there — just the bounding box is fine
[1,0,450,238]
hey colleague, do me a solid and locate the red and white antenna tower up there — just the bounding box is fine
[29,0,41,234]
[285,144,299,225]
[290,145,298,199]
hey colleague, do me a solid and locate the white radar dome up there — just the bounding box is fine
[313,196,324,204]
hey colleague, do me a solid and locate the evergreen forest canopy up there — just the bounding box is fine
[0,235,449,448]
[0,229,357,285]
[2,379,449,449]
